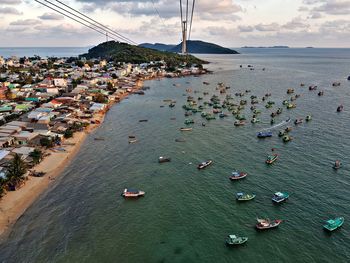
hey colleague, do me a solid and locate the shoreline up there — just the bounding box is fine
[0,71,207,240]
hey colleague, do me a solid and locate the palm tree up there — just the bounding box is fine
[29,149,43,165]
[7,154,27,190]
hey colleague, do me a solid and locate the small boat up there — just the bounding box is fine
[256,218,282,230]
[94,137,105,141]
[251,118,260,123]
[282,135,292,142]
[234,120,245,126]
[229,171,247,180]
[287,103,296,109]
[219,113,228,118]
[257,131,272,138]
[309,85,317,91]
[139,119,148,122]
[225,235,248,246]
[236,192,256,201]
[285,126,292,132]
[348,76,350,81]
[318,91,324,96]
[272,192,289,203]
[184,119,194,125]
[180,128,192,131]
[287,88,294,94]
[323,217,344,231]
[278,130,286,137]
[158,156,171,163]
[128,139,138,144]
[337,105,344,112]
[122,188,145,198]
[306,115,312,121]
[201,122,206,127]
[270,119,275,125]
[128,135,136,139]
[294,118,303,125]
[266,154,278,164]
[333,160,342,170]
[332,82,341,87]
[175,138,186,142]
[197,160,213,170]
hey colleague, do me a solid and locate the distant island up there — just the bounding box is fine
[242,46,290,49]
[81,41,207,66]
[139,40,239,54]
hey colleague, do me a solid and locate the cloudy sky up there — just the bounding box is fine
[0,0,349,47]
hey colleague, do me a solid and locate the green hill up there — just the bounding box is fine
[80,41,207,66]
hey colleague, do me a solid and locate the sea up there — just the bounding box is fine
[1,48,350,263]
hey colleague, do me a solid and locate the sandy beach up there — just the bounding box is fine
[0,113,104,239]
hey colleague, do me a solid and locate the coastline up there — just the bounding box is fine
[0,72,206,240]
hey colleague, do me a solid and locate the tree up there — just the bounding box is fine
[7,154,27,189]
[29,149,43,165]
[5,87,12,100]
[93,93,107,103]
[64,129,74,139]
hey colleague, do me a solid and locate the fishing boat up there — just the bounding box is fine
[278,130,286,137]
[270,119,275,125]
[306,115,312,121]
[285,126,292,132]
[206,115,216,120]
[309,85,317,91]
[337,105,344,112]
[229,171,247,180]
[94,137,105,141]
[318,91,324,96]
[139,119,148,122]
[266,154,278,164]
[332,82,341,87]
[282,100,289,105]
[158,157,171,163]
[122,188,145,198]
[333,160,342,170]
[287,88,294,94]
[197,160,213,170]
[180,127,192,131]
[348,76,350,81]
[225,235,248,246]
[257,131,272,138]
[128,139,138,144]
[287,103,296,109]
[169,103,175,108]
[234,120,245,126]
[251,118,260,123]
[282,135,292,142]
[202,122,206,127]
[272,192,289,203]
[219,113,228,118]
[184,119,194,125]
[323,217,344,231]
[294,118,303,125]
[175,138,186,142]
[256,218,282,230]
[236,192,256,201]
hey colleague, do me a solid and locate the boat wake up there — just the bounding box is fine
[259,118,291,131]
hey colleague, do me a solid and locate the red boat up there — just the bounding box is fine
[256,219,282,230]
[229,171,247,180]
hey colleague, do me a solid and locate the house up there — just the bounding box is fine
[0,150,11,166]
[89,103,106,112]
[13,131,38,145]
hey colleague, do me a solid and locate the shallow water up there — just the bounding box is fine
[1,49,350,263]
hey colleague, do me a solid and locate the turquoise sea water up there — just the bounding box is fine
[0,47,89,58]
[1,49,350,262]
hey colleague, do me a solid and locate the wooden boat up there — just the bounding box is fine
[122,188,145,198]
[323,217,344,231]
[266,154,278,164]
[225,235,248,246]
[197,160,213,170]
[306,115,312,121]
[332,82,341,87]
[184,119,194,125]
[278,130,286,137]
[287,88,294,94]
[180,128,192,131]
[309,85,317,91]
[230,171,247,180]
[318,91,324,96]
[294,118,303,125]
[337,105,344,112]
[139,119,148,122]
[236,193,256,201]
[234,120,245,126]
[94,137,105,141]
[282,135,292,142]
[256,218,282,230]
[159,157,171,163]
[333,160,342,170]
[272,192,289,203]
[128,139,138,144]
[175,138,186,142]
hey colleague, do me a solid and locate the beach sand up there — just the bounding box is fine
[0,113,104,239]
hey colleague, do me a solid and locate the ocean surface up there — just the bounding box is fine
[1,48,350,263]
[0,47,89,58]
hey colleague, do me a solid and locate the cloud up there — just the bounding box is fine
[303,0,350,15]
[255,23,279,32]
[10,19,42,26]
[0,7,22,15]
[282,18,309,30]
[238,25,254,32]
[1,0,22,4]
[38,12,64,20]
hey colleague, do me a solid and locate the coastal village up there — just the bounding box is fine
[0,55,205,203]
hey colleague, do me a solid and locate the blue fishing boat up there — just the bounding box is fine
[323,217,344,231]
[272,192,289,203]
[257,131,272,138]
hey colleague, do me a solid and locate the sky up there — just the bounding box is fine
[0,0,349,47]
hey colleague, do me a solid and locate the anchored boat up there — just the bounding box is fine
[266,154,278,164]
[333,160,342,170]
[230,171,247,180]
[180,127,193,131]
[158,157,171,163]
[197,160,213,170]
[257,131,272,138]
[272,192,289,203]
[323,217,344,231]
[337,105,344,112]
[256,218,282,230]
[225,235,248,246]
[122,188,145,198]
[236,193,256,201]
